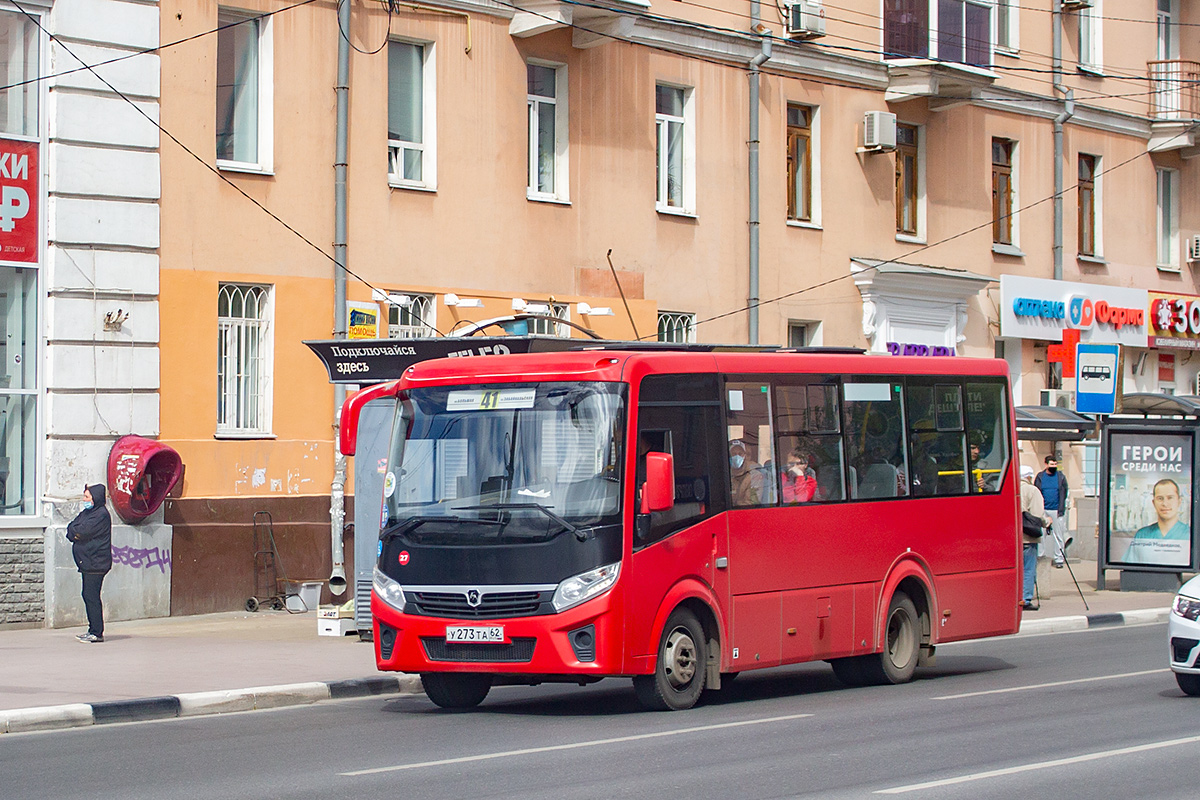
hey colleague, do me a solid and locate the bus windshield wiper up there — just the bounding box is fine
[380,515,499,541]
[450,503,590,541]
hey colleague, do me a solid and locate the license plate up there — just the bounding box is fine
[445,625,504,643]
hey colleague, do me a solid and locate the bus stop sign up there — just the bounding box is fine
[1076,343,1119,414]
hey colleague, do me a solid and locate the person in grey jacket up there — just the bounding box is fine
[67,484,112,643]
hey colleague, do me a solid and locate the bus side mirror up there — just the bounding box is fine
[641,452,675,513]
[339,381,399,456]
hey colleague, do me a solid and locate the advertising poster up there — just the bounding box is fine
[1108,431,1193,568]
[0,138,38,264]
[347,301,381,340]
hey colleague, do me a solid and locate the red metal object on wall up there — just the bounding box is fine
[107,436,184,524]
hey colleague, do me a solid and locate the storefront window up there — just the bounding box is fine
[0,267,36,514]
[0,11,39,138]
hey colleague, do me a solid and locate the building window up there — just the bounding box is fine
[387,293,435,338]
[1077,154,1097,256]
[996,0,1018,52]
[658,311,696,343]
[217,284,273,435]
[388,41,436,189]
[884,0,991,66]
[895,123,919,236]
[992,138,1015,246]
[0,268,37,515]
[527,62,568,201]
[1158,167,1179,270]
[527,301,569,337]
[0,10,38,138]
[1078,0,1102,71]
[656,84,694,213]
[787,105,812,222]
[216,9,272,170]
[787,321,808,348]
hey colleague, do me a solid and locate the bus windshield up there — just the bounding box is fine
[383,382,626,543]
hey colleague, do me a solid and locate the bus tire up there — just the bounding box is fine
[421,673,492,709]
[633,608,707,711]
[830,655,873,687]
[875,592,920,684]
[1176,672,1200,697]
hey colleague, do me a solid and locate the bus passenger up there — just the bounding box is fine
[729,440,763,506]
[782,449,818,504]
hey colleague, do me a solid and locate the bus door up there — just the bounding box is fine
[627,374,726,660]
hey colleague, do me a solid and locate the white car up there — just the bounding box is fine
[1169,574,1200,696]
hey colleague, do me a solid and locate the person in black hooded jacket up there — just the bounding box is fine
[67,484,112,643]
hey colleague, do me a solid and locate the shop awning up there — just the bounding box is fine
[1014,405,1098,441]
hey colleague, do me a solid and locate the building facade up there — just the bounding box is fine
[2,0,1197,624]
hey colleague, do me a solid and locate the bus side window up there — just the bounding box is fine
[965,382,1009,493]
[843,381,909,499]
[906,383,967,496]
[774,381,844,503]
[726,381,777,506]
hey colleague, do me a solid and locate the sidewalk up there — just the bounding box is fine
[0,559,1178,733]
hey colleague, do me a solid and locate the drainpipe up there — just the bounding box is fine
[328,0,351,597]
[1051,0,1074,282]
[748,8,771,345]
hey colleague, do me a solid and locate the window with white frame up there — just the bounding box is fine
[1078,153,1100,257]
[787,104,813,223]
[1157,167,1180,270]
[658,311,696,343]
[0,267,38,515]
[388,40,436,188]
[992,138,1017,246]
[884,0,992,67]
[995,0,1018,52]
[1078,0,1102,72]
[528,302,569,337]
[217,284,273,435]
[656,84,695,213]
[527,62,568,201]
[387,292,435,338]
[895,122,923,239]
[0,10,38,138]
[216,8,272,171]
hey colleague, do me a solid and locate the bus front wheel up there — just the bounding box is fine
[633,608,707,711]
[421,673,492,709]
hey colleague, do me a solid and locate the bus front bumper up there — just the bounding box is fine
[371,591,625,676]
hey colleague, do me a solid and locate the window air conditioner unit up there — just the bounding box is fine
[862,111,897,152]
[1188,235,1200,262]
[786,1,825,39]
[1041,389,1076,410]
[1061,0,1093,9]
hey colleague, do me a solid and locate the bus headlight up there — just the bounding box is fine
[1173,594,1200,622]
[373,567,406,613]
[552,562,620,613]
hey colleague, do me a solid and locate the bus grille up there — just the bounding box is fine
[408,590,548,619]
[421,637,537,663]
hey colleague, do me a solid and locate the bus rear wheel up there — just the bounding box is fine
[832,592,920,687]
[421,673,492,709]
[633,608,707,711]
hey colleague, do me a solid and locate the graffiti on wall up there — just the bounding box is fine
[113,545,171,573]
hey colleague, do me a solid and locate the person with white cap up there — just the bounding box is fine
[1020,465,1048,610]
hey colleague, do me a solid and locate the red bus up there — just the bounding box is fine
[340,347,1021,711]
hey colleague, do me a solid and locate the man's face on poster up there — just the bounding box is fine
[1154,482,1181,524]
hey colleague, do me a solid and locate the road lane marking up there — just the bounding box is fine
[931,668,1168,700]
[339,712,813,776]
[875,734,1200,794]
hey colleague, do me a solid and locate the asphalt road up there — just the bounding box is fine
[3,622,1195,800]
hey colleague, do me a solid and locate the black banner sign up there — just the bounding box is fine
[304,337,583,384]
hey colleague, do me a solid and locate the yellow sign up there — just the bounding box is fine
[347,302,381,340]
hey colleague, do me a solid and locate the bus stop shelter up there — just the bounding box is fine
[1098,393,1200,592]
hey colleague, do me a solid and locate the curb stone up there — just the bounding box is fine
[0,674,423,735]
[1017,607,1170,636]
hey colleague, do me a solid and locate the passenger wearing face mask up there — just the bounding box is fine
[67,484,112,643]
[781,449,819,504]
[728,440,764,507]
[1034,455,1071,568]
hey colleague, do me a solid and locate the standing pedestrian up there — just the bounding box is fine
[1020,466,1047,610]
[1034,455,1071,568]
[67,484,112,643]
